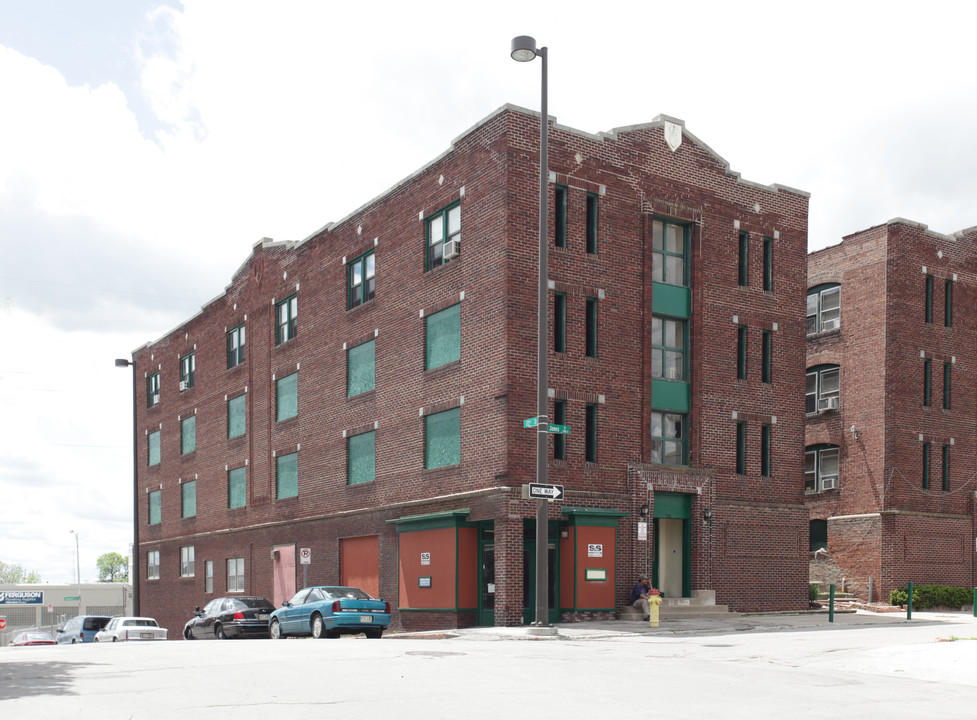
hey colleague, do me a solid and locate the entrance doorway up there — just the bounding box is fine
[652,493,691,598]
[478,527,495,626]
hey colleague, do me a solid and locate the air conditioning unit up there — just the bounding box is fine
[821,318,840,331]
[817,396,840,412]
[152,394,160,406]
[821,475,839,491]
[179,380,189,392]
[443,240,460,260]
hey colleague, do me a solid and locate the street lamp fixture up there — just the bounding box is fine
[511,35,550,627]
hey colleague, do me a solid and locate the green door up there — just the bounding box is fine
[523,541,559,624]
[478,526,495,626]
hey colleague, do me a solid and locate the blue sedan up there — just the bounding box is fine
[269,586,391,639]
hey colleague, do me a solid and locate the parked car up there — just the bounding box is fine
[12,631,56,646]
[95,617,167,642]
[183,596,275,639]
[56,615,112,644]
[269,585,390,639]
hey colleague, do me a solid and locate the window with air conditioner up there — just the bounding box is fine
[806,365,840,413]
[807,284,840,335]
[147,372,160,408]
[805,445,839,493]
[426,202,460,270]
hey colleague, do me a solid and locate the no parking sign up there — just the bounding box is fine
[299,547,311,565]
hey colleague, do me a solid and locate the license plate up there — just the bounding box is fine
[360,615,373,623]
[258,614,269,621]
[140,633,154,639]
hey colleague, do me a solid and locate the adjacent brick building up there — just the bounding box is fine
[131,105,811,634]
[806,219,977,601]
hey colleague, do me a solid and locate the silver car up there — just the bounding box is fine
[95,617,168,642]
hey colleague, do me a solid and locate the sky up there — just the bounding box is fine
[1,0,975,584]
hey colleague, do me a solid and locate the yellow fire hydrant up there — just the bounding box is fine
[648,591,662,627]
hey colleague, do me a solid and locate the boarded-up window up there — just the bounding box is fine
[228,395,246,438]
[181,480,196,518]
[228,467,246,508]
[277,372,298,421]
[276,452,298,499]
[148,490,161,525]
[425,407,460,469]
[347,340,375,397]
[148,430,160,466]
[348,431,376,485]
[426,304,460,370]
[181,415,196,455]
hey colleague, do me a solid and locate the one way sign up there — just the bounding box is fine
[528,483,564,501]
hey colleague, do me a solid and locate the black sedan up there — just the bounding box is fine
[183,596,275,639]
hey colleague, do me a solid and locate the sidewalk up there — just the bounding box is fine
[391,608,977,641]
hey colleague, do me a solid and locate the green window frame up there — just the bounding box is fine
[585,403,597,463]
[943,362,951,410]
[148,489,161,525]
[179,352,195,390]
[738,230,749,286]
[227,324,246,368]
[554,184,567,248]
[923,358,932,407]
[228,394,246,439]
[276,372,298,421]
[736,325,747,380]
[147,550,159,580]
[276,294,297,345]
[763,236,773,292]
[922,442,931,489]
[348,430,376,485]
[147,372,160,408]
[651,411,685,465]
[425,407,461,469]
[585,297,598,358]
[148,430,161,466]
[925,274,933,323]
[762,329,772,384]
[736,421,746,475]
[806,445,839,492]
[348,250,376,309]
[807,285,840,334]
[945,278,953,327]
[554,292,566,353]
[181,415,196,455]
[586,192,598,254]
[347,340,375,396]
[942,444,950,491]
[181,480,196,519]
[276,452,298,499]
[553,399,567,461]
[652,315,686,381]
[652,219,688,286]
[806,365,840,413]
[425,304,461,370]
[761,424,771,477]
[228,467,246,509]
[426,202,460,270]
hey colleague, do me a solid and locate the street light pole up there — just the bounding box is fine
[70,530,80,604]
[511,35,550,627]
[115,357,140,615]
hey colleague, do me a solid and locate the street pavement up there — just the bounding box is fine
[3,609,977,719]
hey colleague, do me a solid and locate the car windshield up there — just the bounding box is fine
[321,587,371,600]
[123,619,159,627]
[23,633,53,642]
[235,597,273,609]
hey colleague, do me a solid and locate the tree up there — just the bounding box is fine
[96,552,129,583]
[0,560,42,583]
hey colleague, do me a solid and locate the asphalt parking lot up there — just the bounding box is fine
[3,610,977,719]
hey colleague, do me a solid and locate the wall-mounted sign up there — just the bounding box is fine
[299,547,312,565]
[587,544,603,558]
[586,568,607,581]
[420,552,431,566]
[418,577,432,588]
[0,591,43,605]
[638,521,648,541]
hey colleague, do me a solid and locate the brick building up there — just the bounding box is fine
[806,219,977,601]
[131,105,811,634]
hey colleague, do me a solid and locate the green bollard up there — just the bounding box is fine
[829,584,835,623]
[907,581,913,620]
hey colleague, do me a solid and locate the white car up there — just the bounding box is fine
[95,617,168,642]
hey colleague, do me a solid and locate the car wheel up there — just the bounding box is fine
[184,627,194,640]
[311,614,325,639]
[112,637,117,642]
[366,628,383,639]
[270,619,283,640]
[71,638,77,644]
[94,637,99,643]
[215,623,226,640]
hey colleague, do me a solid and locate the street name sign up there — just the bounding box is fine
[523,417,543,429]
[547,423,570,435]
